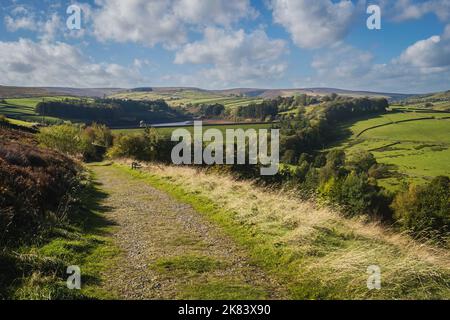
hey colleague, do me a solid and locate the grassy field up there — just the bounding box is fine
[335,111,450,190]
[391,102,450,112]
[110,89,263,109]
[1,117,35,127]
[113,123,274,137]
[0,96,72,124]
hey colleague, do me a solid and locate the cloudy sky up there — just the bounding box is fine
[0,0,449,93]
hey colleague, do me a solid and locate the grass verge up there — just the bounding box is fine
[114,163,450,300]
[0,171,119,300]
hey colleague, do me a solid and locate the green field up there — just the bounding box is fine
[2,117,34,127]
[113,123,273,138]
[335,111,450,190]
[0,96,72,124]
[110,90,263,109]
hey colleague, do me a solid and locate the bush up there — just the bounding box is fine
[0,128,81,246]
[346,150,377,173]
[37,124,112,161]
[334,172,391,218]
[38,124,93,158]
[108,128,175,162]
[83,123,113,148]
[392,176,449,237]
[107,134,149,160]
[312,150,391,218]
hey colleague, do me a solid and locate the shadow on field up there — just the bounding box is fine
[0,175,117,300]
[71,179,117,234]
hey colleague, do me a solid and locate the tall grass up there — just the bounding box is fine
[118,162,450,299]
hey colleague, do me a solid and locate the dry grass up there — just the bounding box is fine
[125,161,450,299]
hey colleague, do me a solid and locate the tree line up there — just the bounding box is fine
[35,99,185,126]
[279,97,389,162]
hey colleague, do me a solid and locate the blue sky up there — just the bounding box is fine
[0,0,449,93]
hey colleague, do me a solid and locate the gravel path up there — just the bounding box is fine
[90,163,286,300]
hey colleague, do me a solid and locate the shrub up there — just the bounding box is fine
[392,176,449,237]
[37,124,112,161]
[336,172,390,218]
[108,128,174,162]
[83,123,113,148]
[107,134,148,160]
[0,128,81,246]
[38,124,93,158]
[346,150,377,173]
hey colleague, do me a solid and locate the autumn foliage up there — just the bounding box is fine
[0,128,81,246]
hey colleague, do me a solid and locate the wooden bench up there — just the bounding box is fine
[131,162,142,170]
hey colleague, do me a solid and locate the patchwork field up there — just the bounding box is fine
[0,96,71,124]
[335,111,450,190]
[113,123,273,137]
[109,89,263,109]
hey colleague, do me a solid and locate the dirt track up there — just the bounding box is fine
[90,163,286,299]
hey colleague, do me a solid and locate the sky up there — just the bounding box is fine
[0,0,449,93]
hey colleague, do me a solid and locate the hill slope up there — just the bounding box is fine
[0,85,122,98]
[106,162,449,299]
[1,85,417,101]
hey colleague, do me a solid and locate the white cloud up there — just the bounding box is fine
[92,0,256,47]
[175,28,286,64]
[173,28,287,88]
[4,6,62,41]
[270,0,358,49]
[4,5,38,32]
[173,0,257,26]
[0,39,143,87]
[378,0,450,22]
[302,26,450,93]
[5,15,37,32]
[92,0,185,48]
[311,43,373,78]
[39,13,62,41]
[396,31,450,69]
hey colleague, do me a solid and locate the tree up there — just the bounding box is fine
[346,150,377,173]
[392,176,449,236]
[38,124,95,159]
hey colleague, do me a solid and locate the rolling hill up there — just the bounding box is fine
[1,85,416,101]
[0,85,123,98]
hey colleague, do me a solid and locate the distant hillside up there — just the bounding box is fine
[398,90,450,111]
[405,90,450,103]
[118,87,415,101]
[212,87,413,101]
[0,84,437,102]
[0,85,123,98]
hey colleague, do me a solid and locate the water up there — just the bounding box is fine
[151,121,194,127]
